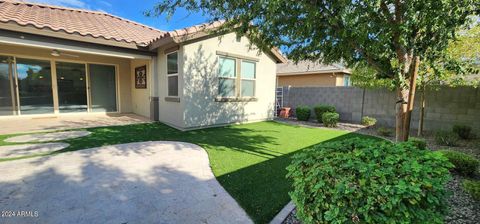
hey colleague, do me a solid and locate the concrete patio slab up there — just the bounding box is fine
[0,141,253,224]
[5,131,91,143]
[0,113,151,135]
[0,143,69,158]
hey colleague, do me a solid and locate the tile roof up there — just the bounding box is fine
[0,0,166,46]
[277,60,350,75]
[0,0,288,62]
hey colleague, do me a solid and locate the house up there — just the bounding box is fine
[0,1,287,130]
[277,60,351,87]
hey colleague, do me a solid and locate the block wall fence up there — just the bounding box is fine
[281,86,480,132]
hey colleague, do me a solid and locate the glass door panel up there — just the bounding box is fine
[0,56,16,116]
[16,58,54,115]
[56,62,87,113]
[89,64,117,112]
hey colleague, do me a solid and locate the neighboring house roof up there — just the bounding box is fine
[0,0,288,63]
[277,60,350,76]
[0,0,165,46]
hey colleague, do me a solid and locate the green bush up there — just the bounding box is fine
[438,150,479,176]
[453,124,472,140]
[287,138,453,224]
[295,105,311,121]
[322,112,339,127]
[361,116,377,127]
[313,104,336,123]
[435,131,460,146]
[408,137,427,150]
[377,127,393,137]
[463,179,480,200]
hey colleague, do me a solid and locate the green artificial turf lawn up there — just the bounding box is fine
[0,121,381,223]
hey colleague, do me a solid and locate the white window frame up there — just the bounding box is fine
[240,59,256,97]
[166,51,179,97]
[218,56,237,97]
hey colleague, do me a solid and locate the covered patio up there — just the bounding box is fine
[0,113,150,135]
[0,31,157,130]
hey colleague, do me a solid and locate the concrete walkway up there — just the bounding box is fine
[0,141,252,224]
[5,131,91,143]
[0,113,150,135]
[0,143,69,158]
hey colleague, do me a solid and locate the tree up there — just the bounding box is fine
[416,24,480,136]
[147,0,479,141]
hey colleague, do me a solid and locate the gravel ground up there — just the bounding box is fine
[276,118,480,224]
[282,209,300,224]
[445,174,480,224]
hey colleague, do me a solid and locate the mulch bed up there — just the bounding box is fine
[276,118,480,224]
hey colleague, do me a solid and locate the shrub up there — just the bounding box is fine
[377,127,393,137]
[313,104,336,123]
[322,112,339,127]
[361,116,377,127]
[463,179,480,200]
[295,105,311,121]
[452,124,472,140]
[435,131,460,146]
[438,150,479,176]
[408,137,427,150]
[287,138,453,224]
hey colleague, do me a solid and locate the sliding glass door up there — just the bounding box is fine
[0,56,16,116]
[89,64,117,112]
[0,55,118,116]
[16,58,54,115]
[56,62,87,113]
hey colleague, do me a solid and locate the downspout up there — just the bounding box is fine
[150,55,159,121]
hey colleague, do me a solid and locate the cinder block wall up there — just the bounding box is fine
[282,86,480,132]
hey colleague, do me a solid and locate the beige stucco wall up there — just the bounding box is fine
[178,32,277,129]
[0,43,132,113]
[277,72,340,87]
[130,59,151,118]
[156,45,185,128]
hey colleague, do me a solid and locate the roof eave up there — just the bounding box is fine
[277,69,351,76]
[0,21,153,51]
[149,31,288,63]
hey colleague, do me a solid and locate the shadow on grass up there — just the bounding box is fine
[60,122,281,159]
[215,132,382,223]
[0,120,385,223]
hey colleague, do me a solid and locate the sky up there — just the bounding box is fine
[27,0,209,31]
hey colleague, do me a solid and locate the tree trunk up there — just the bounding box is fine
[417,87,425,136]
[395,88,409,142]
[402,56,420,141]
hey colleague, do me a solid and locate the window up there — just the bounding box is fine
[16,58,54,114]
[344,75,351,86]
[241,61,255,97]
[218,56,256,98]
[89,64,117,112]
[167,52,178,97]
[218,57,236,97]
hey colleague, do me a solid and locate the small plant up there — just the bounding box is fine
[463,179,480,200]
[313,104,336,123]
[435,131,460,146]
[377,127,393,137]
[438,150,479,176]
[361,116,377,127]
[408,137,427,150]
[287,138,453,224]
[295,105,311,121]
[453,124,472,140]
[322,112,339,127]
